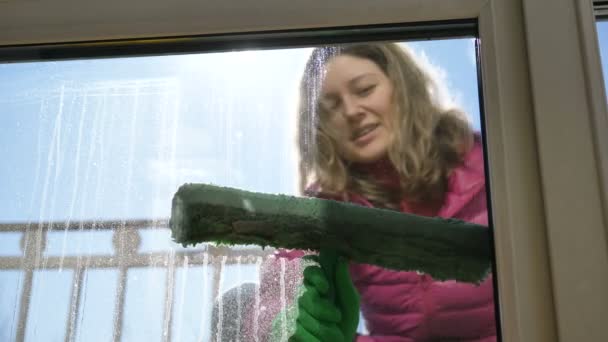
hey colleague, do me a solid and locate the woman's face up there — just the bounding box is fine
[319,55,396,164]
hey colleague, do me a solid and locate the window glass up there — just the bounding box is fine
[25,270,74,341]
[0,270,23,341]
[0,231,22,256]
[75,269,118,341]
[0,37,496,341]
[597,20,608,98]
[122,268,168,341]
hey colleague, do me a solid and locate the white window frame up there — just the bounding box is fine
[521,0,608,341]
[1,0,607,340]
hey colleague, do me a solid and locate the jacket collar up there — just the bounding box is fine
[352,134,486,218]
[436,135,486,218]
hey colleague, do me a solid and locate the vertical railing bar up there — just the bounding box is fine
[112,265,128,342]
[214,255,228,342]
[253,256,263,342]
[15,269,34,342]
[210,248,224,342]
[162,252,176,342]
[111,227,133,342]
[235,255,242,342]
[210,246,231,301]
[65,264,85,342]
[211,249,223,308]
[15,228,46,342]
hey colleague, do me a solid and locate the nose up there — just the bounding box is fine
[342,95,363,120]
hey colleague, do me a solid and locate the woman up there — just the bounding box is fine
[245,43,496,342]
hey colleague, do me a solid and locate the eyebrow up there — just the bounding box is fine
[321,72,378,100]
[348,73,376,85]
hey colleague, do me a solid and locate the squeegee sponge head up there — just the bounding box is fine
[170,183,492,283]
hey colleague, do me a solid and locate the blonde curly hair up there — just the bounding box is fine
[297,43,473,209]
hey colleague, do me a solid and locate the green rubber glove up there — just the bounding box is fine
[289,251,360,342]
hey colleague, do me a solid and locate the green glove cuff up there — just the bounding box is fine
[270,302,299,342]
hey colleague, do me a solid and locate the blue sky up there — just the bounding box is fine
[1,29,606,341]
[599,21,608,91]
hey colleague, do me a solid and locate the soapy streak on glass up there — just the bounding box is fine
[0,39,481,340]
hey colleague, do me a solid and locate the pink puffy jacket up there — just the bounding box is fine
[245,137,497,341]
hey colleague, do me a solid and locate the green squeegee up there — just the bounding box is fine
[170,183,491,283]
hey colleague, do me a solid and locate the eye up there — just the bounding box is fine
[356,84,376,96]
[321,97,341,111]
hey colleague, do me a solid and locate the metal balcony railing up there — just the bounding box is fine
[0,219,274,342]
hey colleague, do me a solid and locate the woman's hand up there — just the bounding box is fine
[289,256,360,342]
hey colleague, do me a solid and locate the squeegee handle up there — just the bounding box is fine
[318,248,339,303]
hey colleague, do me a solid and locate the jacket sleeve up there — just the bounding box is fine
[239,189,343,340]
[240,251,306,341]
[355,335,412,341]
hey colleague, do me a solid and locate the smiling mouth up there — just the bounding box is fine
[351,123,379,141]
